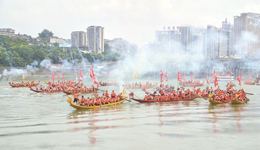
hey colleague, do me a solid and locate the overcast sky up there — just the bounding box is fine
[0,0,260,45]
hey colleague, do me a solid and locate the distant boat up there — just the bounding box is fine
[216,75,234,82]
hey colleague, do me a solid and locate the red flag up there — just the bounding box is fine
[51,72,55,83]
[177,72,182,81]
[79,69,84,81]
[206,76,210,84]
[89,65,99,87]
[160,70,168,83]
[214,76,218,87]
[237,75,242,86]
[89,65,95,79]
[160,70,164,83]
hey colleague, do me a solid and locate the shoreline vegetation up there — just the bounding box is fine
[0,29,136,68]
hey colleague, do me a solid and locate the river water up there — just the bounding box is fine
[0,76,260,150]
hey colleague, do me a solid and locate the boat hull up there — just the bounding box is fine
[131,96,197,103]
[67,96,127,110]
[208,95,249,105]
[231,97,249,104]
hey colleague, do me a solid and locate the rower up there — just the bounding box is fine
[129,92,134,99]
[158,90,164,96]
[144,94,149,101]
[79,95,84,105]
[111,90,116,98]
[105,90,110,98]
[73,92,79,103]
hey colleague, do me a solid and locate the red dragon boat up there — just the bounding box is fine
[208,89,249,105]
[67,91,127,110]
[129,92,199,103]
[9,81,39,88]
[63,86,98,95]
[179,80,204,87]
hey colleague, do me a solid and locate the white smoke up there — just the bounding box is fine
[107,27,206,84]
[2,68,27,76]
[233,31,259,58]
[40,59,52,69]
[60,59,73,70]
[26,60,39,73]
[106,38,137,57]
[39,59,74,71]
[0,61,40,78]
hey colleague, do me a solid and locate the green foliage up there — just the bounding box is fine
[0,35,50,67]
[0,35,124,67]
[0,45,10,66]
[38,29,53,43]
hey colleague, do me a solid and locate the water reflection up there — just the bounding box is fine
[231,104,246,132]
[157,104,164,127]
[67,105,125,146]
[88,112,97,146]
[208,104,245,133]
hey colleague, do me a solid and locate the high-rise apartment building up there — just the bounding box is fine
[71,31,87,49]
[87,26,104,53]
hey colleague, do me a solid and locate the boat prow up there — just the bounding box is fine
[30,87,43,93]
[231,97,249,104]
[67,95,127,110]
[131,98,156,103]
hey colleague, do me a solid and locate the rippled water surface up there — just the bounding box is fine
[1,80,260,150]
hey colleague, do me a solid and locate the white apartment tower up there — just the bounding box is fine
[87,26,104,53]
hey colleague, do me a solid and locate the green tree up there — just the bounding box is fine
[38,29,53,43]
[0,46,9,66]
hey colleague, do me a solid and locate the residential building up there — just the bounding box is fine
[50,36,70,47]
[0,28,15,36]
[206,26,219,59]
[233,12,260,58]
[71,31,87,49]
[156,26,181,42]
[177,26,193,51]
[87,26,104,53]
[218,19,233,58]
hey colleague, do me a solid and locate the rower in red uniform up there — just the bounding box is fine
[105,90,110,98]
[111,90,116,98]
[159,90,165,96]
[73,92,79,103]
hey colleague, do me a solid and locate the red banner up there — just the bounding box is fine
[160,70,168,83]
[79,69,84,81]
[51,72,55,83]
[237,75,242,86]
[177,72,182,82]
[214,76,218,87]
[89,65,99,87]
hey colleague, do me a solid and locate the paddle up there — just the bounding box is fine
[126,99,132,102]
[142,88,159,96]
[246,92,254,95]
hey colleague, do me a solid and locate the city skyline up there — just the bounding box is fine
[1,0,260,45]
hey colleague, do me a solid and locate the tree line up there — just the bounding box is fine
[0,29,126,67]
